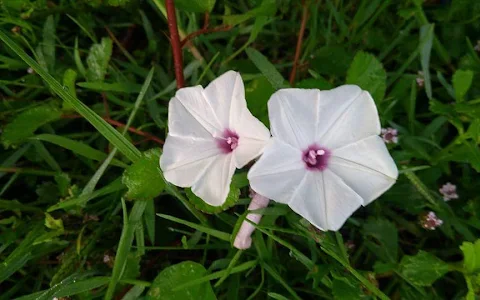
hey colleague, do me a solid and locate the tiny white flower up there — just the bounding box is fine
[381,127,398,144]
[160,71,270,206]
[439,182,458,201]
[248,86,398,231]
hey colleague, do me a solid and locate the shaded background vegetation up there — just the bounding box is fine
[1,0,480,299]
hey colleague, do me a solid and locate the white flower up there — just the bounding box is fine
[248,86,398,231]
[160,71,270,206]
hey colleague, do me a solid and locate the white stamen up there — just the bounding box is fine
[227,137,232,144]
[317,149,325,155]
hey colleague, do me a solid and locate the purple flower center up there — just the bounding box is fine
[216,129,239,153]
[384,132,393,140]
[302,144,330,171]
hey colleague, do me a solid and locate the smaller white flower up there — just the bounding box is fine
[248,86,398,231]
[160,71,270,206]
[439,182,458,201]
[381,127,398,144]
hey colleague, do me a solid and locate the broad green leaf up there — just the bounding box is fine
[245,76,274,125]
[466,118,480,142]
[122,149,164,200]
[332,278,363,300]
[231,172,249,188]
[346,51,386,102]
[175,0,215,12]
[460,239,480,273]
[399,251,450,286]
[223,0,276,26]
[452,69,474,102]
[246,47,287,90]
[419,24,434,100]
[86,37,112,82]
[363,218,398,263]
[1,104,61,148]
[311,46,353,76]
[185,184,239,214]
[0,30,141,162]
[77,81,141,93]
[42,15,56,72]
[296,78,333,90]
[147,261,215,300]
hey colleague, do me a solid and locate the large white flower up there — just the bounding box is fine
[248,85,398,231]
[160,71,270,206]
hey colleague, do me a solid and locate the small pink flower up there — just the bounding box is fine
[345,240,356,251]
[420,211,443,230]
[381,128,398,144]
[439,182,458,201]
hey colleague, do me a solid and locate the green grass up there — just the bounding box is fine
[1,0,480,299]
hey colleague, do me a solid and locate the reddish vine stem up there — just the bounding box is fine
[289,0,309,86]
[180,13,232,48]
[166,0,185,89]
[62,114,164,145]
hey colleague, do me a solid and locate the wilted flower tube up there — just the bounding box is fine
[233,191,270,249]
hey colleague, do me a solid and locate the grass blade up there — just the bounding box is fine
[0,29,141,163]
[157,213,230,242]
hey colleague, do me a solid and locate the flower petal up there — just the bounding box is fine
[234,137,269,168]
[160,135,221,187]
[289,170,363,231]
[316,86,380,149]
[268,89,320,149]
[192,154,236,206]
[171,86,223,137]
[329,135,398,205]
[203,71,245,130]
[248,138,306,203]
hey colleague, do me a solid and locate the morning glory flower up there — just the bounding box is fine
[160,71,270,206]
[248,86,398,231]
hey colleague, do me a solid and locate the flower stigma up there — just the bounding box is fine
[302,145,330,171]
[216,129,239,153]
